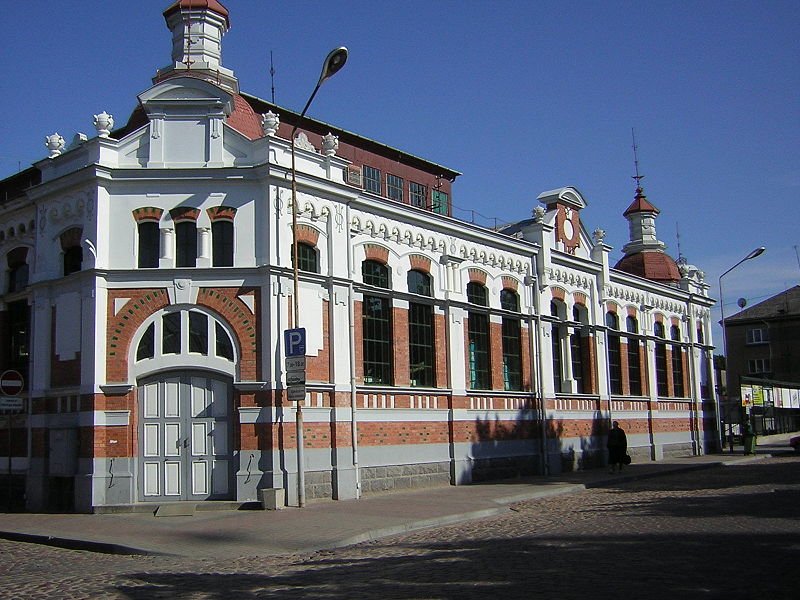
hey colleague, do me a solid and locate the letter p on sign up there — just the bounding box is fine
[284,328,306,357]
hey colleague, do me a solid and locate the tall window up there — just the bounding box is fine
[189,311,209,355]
[570,306,586,394]
[501,289,522,391]
[175,221,197,267]
[551,301,563,393]
[6,247,29,293]
[162,312,181,354]
[606,312,622,395]
[138,221,160,268]
[671,325,685,397]
[61,228,83,276]
[409,182,427,208]
[386,174,404,203]
[467,282,490,389]
[362,260,392,384]
[293,242,319,273]
[5,300,30,379]
[363,165,381,194]
[626,316,642,396]
[431,190,448,215]
[654,321,668,397]
[212,220,234,267]
[408,270,434,387]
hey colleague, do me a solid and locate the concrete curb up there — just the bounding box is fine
[0,530,165,556]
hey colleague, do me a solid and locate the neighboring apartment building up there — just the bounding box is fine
[723,285,800,434]
[0,0,717,512]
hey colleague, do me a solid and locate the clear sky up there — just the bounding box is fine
[2,0,798,347]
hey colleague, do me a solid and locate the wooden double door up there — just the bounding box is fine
[138,374,234,502]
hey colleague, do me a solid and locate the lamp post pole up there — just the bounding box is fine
[289,47,347,507]
[717,246,765,453]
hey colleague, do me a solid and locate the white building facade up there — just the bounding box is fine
[0,0,717,512]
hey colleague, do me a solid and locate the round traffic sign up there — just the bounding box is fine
[0,370,24,396]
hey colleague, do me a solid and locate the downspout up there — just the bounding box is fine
[346,202,360,498]
[528,264,549,476]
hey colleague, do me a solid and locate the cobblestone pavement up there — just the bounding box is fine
[1,453,798,600]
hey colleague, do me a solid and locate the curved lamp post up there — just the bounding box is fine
[290,47,348,507]
[718,246,765,453]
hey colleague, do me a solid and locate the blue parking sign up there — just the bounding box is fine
[284,328,307,357]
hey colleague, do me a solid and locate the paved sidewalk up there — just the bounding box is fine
[0,444,787,559]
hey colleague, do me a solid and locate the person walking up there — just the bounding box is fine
[607,420,628,473]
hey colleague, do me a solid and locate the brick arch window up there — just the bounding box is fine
[500,288,522,391]
[207,207,236,267]
[60,227,83,276]
[606,311,622,395]
[570,304,589,393]
[466,281,490,389]
[292,242,319,273]
[550,300,566,393]
[626,315,643,395]
[654,320,669,397]
[407,269,434,387]
[135,308,235,365]
[133,208,164,269]
[362,260,392,384]
[6,246,29,293]
[671,324,685,397]
[170,208,200,268]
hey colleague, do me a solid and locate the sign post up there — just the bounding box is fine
[284,329,307,507]
[0,370,24,512]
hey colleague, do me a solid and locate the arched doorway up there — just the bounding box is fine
[138,372,234,502]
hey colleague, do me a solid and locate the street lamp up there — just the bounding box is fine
[718,246,765,453]
[289,47,348,508]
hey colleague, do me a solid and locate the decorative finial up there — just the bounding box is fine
[593,228,606,243]
[261,111,280,136]
[321,132,339,157]
[45,133,65,158]
[532,205,546,223]
[93,111,114,138]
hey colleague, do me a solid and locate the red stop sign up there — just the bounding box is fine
[0,370,24,396]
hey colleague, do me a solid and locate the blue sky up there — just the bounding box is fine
[2,0,798,346]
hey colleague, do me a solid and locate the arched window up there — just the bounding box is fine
[135,310,235,363]
[466,282,490,389]
[671,324,685,397]
[138,221,160,268]
[292,242,318,273]
[626,315,642,395]
[500,289,522,391]
[606,312,622,395]
[6,247,29,293]
[407,270,434,387]
[362,260,392,384]
[654,321,668,397]
[212,220,234,267]
[175,221,197,267]
[570,305,587,394]
[551,301,564,393]
[61,227,83,276]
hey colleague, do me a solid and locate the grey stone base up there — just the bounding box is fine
[361,461,451,495]
[472,455,541,482]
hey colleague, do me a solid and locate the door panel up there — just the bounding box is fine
[138,373,233,502]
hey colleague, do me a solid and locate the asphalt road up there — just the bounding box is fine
[1,452,798,599]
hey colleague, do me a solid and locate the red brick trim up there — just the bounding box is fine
[627,305,639,317]
[206,206,237,222]
[468,268,487,285]
[501,276,519,291]
[573,291,588,306]
[409,254,432,273]
[132,207,164,223]
[550,287,566,301]
[605,301,619,314]
[363,243,389,264]
[295,224,320,246]
[169,207,200,222]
